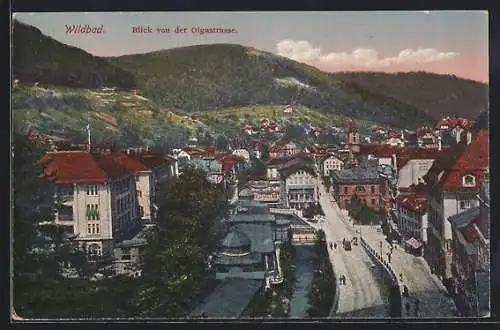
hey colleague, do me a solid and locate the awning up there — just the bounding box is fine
[405,237,422,249]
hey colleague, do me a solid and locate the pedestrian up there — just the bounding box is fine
[403,285,409,298]
[399,273,404,282]
[405,301,411,316]
[334,242,337,249]
[330,242,333,250]
[414,298,420,316]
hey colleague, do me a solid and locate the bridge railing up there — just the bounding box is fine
[360,236,402,317]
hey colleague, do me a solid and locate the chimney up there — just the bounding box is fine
[437,136,442,151]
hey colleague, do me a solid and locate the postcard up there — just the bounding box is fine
[11,11,490,320]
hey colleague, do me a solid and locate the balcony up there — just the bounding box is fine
[57,194,74,203]
[56,205,74,221]
[57,212,74,221]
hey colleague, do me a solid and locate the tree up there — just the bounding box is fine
[137,167,229,317]
[215,134,229,151]
[260,144,270,160]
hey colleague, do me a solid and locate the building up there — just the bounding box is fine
[320,153,344,177]
[330,165,390,212]
[396,149,450,190]
[423,128,488,281]
[279,159,318,210]
[212,189,291,283]
[394,192,429,255]
[447,180,490,316]
[123,149,178,223]
[38,150,142,262]
[246,181,281,205]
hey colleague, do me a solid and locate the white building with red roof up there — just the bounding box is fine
[423,128,489,281]
[38,150,142,262]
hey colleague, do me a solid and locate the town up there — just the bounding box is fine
[13,106,489,319]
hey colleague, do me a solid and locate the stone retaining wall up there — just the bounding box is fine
[360,236,402,317]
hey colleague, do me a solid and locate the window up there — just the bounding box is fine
[137,190,142,198]
[355,186,366,193]
[459,199,471,210]
[86,204,99,220]
[140,206,144,217]
[87,223,100,234]
[135,175,140,182]
[371,186,376,194]
[344,187,348,194]
[462,175,475,187]
[371,198,376,205]
[121,248,131,260]
[87,243,102,262]
[87,185,98,195]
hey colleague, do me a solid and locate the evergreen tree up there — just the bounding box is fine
[136,167,229,317]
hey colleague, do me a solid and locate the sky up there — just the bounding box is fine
[13,11,489,82]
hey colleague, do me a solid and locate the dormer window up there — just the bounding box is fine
[462,175,476,187]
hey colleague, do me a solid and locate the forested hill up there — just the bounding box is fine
[12,20,136,89]
[332,71,488,120]
[107,44,434,129]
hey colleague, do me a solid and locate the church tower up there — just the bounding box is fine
[347,120,360,154]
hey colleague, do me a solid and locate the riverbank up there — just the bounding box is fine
[307,230,336,317]
[241,240,296,318]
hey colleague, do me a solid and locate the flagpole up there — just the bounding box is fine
[87,111,91,152]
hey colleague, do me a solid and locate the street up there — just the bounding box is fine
[312,184,388,318]
[360,226,457,317]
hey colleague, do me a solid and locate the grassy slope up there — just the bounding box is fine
[12,84,205,146]
[108,44,434,129]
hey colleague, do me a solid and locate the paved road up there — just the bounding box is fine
[312,184,388,318]
[359,225,457,318]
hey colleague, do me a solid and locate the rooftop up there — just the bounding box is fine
[221,229,252,249]
[232,223,275,253]
[394,192,428,214]
[38,151,139,184]
[331,165,380,183]
[448,207,480,229]
[189,278,262,318]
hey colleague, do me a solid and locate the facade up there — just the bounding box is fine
[279,161,318,210]
[212,189,291,283]
[447,180,490,316]
[331,166,390,212]
[397,159,436,189]
[247,181,281,205]
[39,150,142,261]
[394,192,429,255]
[124,150,178,223]
[424,128,488,281]
[320,154,344,177]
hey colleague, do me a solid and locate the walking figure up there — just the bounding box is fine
[330,242,333,250]
[342,238,346,245]
[403,285,409,298]
[405,301,411,316]
[334,242,337,250]
[399,273,404,282]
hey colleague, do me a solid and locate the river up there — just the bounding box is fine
[288,245,319,318]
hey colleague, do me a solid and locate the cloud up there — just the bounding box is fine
[276,40,459,69]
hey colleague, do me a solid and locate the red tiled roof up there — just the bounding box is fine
[460,223,480,243]
[395,192,428,214]
[125,151,176,169]
[438,129,489,192]
[38,151,136,184]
